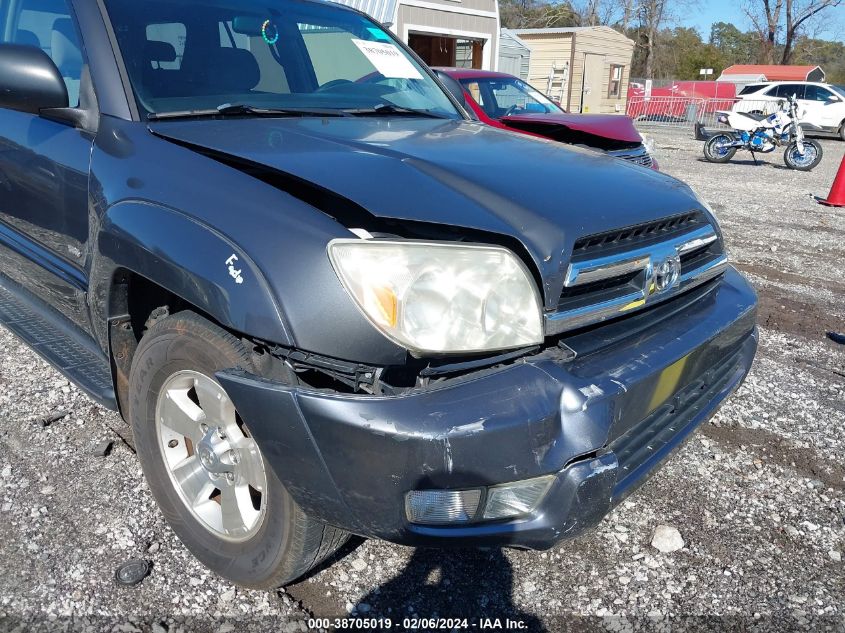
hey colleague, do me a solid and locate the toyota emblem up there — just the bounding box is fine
[653,255,681,293]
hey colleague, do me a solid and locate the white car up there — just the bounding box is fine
[733,82,845,140]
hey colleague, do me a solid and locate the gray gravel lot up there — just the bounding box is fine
[1,128,844,632]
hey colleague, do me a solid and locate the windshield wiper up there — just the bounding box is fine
[148,103,351,120]
[345,104,449,119]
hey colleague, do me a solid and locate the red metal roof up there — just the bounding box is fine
[720,64,821,81]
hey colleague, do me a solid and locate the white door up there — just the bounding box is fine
[801,84,845,129]
[581,54,604,113]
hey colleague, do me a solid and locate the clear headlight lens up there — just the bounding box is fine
[328,239,543,354]
[641,133,655,155]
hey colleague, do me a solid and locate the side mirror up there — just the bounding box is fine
[0,44,68,115]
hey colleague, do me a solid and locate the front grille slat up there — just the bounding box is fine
[572,212,706,256]
[558,269,643,310]
[680,242,721,274]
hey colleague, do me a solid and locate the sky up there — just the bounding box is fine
[684,0,845,43]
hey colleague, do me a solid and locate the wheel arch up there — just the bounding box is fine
[91,200,293,412]
[94,200,291,342]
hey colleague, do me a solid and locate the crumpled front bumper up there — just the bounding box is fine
[218,267,757,550]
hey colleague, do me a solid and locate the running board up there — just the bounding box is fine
[0,275,117,410]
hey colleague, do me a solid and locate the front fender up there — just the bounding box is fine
[93,200,292,346]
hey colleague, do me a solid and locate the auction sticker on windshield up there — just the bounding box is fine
[352,39,423,79]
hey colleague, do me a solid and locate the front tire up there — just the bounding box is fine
[704,133,737,163]
[783,139,823,171]
[128,311,347,588]
[838,121,845,142]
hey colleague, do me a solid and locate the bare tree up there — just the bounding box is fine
[620,0,636,30]
[500,0,581,29]
[583,0,601,24]
[575,0,640,27]
[639,0,669,78]
[569,0,634,26]
[540,3,579,27]
[742,0,784,63]
[780,0,843,62]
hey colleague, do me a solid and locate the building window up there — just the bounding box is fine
[608,64,624,98]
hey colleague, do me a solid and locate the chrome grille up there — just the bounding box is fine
[608,145,654,168]
[546,218,728,335]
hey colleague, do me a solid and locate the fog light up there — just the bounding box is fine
[483,476,555,520]
[405,489,481,524]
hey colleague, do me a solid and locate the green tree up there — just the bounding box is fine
[629,26,723,80]
[791,36,845,82]
[709,22,759,66]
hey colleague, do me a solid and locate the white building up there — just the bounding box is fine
[331,0,500,70]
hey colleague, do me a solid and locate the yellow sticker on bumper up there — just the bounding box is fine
[621,298,646,311]
[647,354,690,413]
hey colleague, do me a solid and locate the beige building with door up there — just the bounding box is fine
[511,26,634,114]
[331,0,499,70]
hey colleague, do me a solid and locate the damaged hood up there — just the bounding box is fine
[149,117,699,302]
[500,112,643,143]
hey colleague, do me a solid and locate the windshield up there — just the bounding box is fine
[102,0,460,119]
[833,85,845,98]
[459,77,563,118]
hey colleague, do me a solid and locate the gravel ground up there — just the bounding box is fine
[1,128,844,633]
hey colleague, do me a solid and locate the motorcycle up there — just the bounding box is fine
[703,95,823,171]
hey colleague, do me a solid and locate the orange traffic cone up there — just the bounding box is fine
[819,154,845,207]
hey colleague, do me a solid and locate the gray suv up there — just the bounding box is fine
[0,0,757,587]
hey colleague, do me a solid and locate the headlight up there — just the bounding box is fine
[328,239,543,354]
[640,133,655,155]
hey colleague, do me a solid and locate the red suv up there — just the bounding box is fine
[435,68,658,170]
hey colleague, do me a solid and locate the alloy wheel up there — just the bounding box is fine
[155,370,268,542]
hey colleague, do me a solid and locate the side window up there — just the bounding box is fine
[489,82,525,113]
[218,21,250,49]
[146,23,186,70]
[1,0,83,106]
[805,85,833,102]
[223,23,288,93]
[774,84,805,99]
[464,81,484,107]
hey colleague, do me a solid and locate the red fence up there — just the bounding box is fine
[626,96,779,129]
